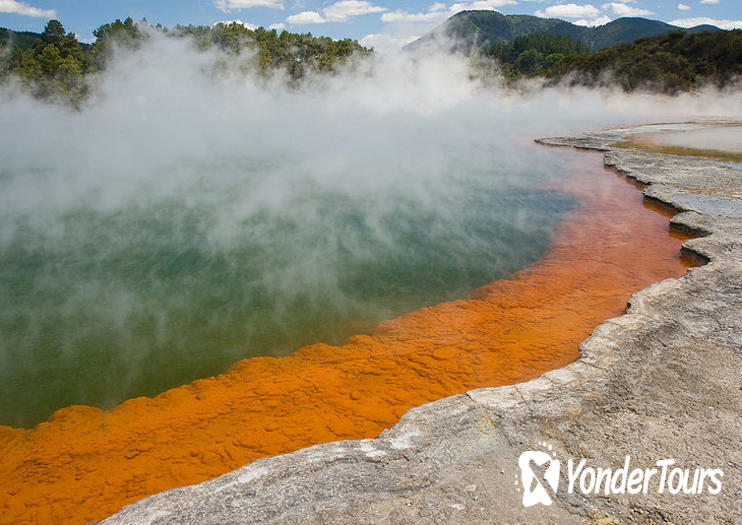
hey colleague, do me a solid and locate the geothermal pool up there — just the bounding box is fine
[0,44,720,523]
[643,125,742,154]
[0,146,696,525]
[0,145,575,428]
[629,124,742,162]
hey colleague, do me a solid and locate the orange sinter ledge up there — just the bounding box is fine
[0,152,698,524]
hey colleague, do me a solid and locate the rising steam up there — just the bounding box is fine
[0,31,740,427]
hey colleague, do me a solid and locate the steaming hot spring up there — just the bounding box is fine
[0,40,735,524]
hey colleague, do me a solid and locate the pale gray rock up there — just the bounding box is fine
[100,123,742,525]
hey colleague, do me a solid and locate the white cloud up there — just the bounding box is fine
[0,0,55,18]
[381,0,517,25]
[359,33,419,52]
[603,2,652,16]
[287,1,386,25]
[213,19,259,29]
[286,10,326,23]
[73,33,96,44]
[677,3,690,10]
[381,2,447,23]
[535,4,600,19]
[213,19,285,30]
[699,0,719,4]
[448,0,517,16]
[215,0,284,11]
[574,15,612,26]
[670,17,742,29]
[323,0,386,22]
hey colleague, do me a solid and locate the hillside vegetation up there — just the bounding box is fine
[485,33,588,78]
[2,13,739,102]
[0,27,57,51]
[545,29,742,92]
[0,18,369,104]
[408,10,719,53]
[409,9,738,92]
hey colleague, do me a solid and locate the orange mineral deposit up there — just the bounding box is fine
[0,152,698,524]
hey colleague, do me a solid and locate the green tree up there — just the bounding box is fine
[515,49,542,74]
[37,43,61,76]
[543,52,565,68]
[89,17,145,70]
[41,19,65,44]
[2,18,88,102]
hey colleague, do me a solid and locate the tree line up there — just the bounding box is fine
[2,18,739,103]
[484,33,588,79]
[544,29,742,93]
[484,29,742,93]
[0,18,370,104]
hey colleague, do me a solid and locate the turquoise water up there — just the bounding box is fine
[0,149,576,428]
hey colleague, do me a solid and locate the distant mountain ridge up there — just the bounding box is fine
[407,11,720,52]
[0,26,93,51]
[0,27,44,50]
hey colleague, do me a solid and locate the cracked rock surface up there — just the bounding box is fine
[100,123,742,525]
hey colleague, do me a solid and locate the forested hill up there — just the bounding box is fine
[545,29,742,93]
[407,10,719,53]
[1,27,45,50]
[479,27,741,93]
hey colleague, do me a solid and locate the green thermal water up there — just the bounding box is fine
[0,153,575,427]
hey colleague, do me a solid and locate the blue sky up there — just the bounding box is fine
[1,0,740,50]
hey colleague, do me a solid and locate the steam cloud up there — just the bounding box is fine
[1,32,740,427]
